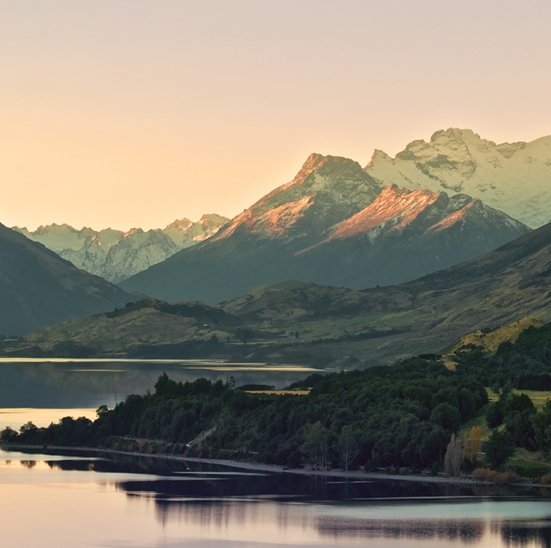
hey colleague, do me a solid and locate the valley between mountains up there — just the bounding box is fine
[3,127,551,480]
[4,214,551,367]
[2,127,551,368]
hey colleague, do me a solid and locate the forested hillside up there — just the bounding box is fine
[4,321,551,476]
[453,323,551,390]
[1,358,488,471]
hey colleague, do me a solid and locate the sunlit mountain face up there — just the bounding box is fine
[211,153,382,243]
[121,146,530,305]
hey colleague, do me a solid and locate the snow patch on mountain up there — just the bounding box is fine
[213,153,381,244]
[14,214,229,283]
[365,128,551,228]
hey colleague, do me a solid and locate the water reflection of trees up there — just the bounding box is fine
[149,502,551,547]
[496,520,551,548]
[116,474,551,547]
[9,448,551,547]
[319,518,551,546]
[319,518,485,543]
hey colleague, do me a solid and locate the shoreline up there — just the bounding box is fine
[1,443,546,488]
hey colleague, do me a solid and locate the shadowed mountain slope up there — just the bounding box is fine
[0,223,137,335]
[121,154,528,304]
[8,221,551,365]
[219,221,551,364]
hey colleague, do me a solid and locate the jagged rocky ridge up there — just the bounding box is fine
[121,153,530,304]
[14,214,229,283]
[365,128,551,228]
[0,223,137,335]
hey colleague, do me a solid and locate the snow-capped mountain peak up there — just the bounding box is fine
[365,128,551,228]
[213,153,381,244]
[14,214,229,283]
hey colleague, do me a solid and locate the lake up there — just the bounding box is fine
[0,447,550,548]
[0,358,325,429]
[1,359,550,547]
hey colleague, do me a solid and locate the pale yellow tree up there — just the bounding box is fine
[463,426,482,467]
[444,433,462,476]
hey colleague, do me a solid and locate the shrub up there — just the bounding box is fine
[472,468,520,484]
[540,472,551,485]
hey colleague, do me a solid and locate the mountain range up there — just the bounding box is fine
[120,151,530,304]
[13,128,549,309]
[5,127,550,347]
[14,214,228,283]
[7,217,551,365]
[0,223,136,336]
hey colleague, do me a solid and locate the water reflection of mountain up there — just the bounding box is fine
[0,360,318,408]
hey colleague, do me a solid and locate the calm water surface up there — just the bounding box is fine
[0,358,324,429]
[1,361,550,547]
[1,447,550,548]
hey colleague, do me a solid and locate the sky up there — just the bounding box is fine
[1,0,550,231]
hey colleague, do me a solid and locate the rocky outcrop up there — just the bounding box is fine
[365,128,551,228]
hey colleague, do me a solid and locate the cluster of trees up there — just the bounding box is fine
[1,358,490,471]
[449,323,551,471]
[484,387,551,461]
[455,324,551,391]
[3,323,551,474]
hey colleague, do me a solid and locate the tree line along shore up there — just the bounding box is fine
[2,322,551,481]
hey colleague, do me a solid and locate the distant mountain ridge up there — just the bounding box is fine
[121,152,530,304]
[0,223,137,335]
[8,218,551,365]
[14,214,228,283]
[365,128,551,228]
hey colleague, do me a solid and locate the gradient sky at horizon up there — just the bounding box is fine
[2,0,550,231]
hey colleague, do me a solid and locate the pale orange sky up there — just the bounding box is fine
[1,0,550,231]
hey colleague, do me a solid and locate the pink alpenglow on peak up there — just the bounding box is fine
[324,185,442,242]
[423,202,477,235]
[212,152,381,243]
